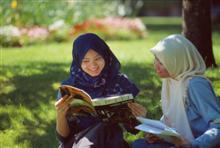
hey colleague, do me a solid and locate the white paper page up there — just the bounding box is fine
[136,117,166,130]
[135,124,164,134]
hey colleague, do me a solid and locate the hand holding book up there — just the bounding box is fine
[145,133,163,143]
[145,133,189,147]
[127,102,147,117]
[56,85,139,129]
[135,117,187,146]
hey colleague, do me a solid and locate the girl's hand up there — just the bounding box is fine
[127,102,147,117]
[55,95,71,117]
[171,137,191,148]
[145,133,163,144]
[148,135,190,148]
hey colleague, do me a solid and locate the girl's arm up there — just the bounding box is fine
[188,77,220,147]
[127,102,147,117]
[55,95,71,137]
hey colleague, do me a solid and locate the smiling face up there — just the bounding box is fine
[154,57,170,78]
[81,49,105,77]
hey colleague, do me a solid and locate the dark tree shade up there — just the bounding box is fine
[182,0,217,68]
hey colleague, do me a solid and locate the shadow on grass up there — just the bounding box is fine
[121,63,162,119]
[0,62,68,107]
[0,62,69,147]
[0,61,162,147]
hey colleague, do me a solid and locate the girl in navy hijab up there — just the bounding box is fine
[64,33,139,98]
[55,33,146,148]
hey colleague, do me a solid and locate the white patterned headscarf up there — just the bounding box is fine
[150,34,206,143]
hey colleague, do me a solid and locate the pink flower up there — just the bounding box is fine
[27,26,49,39]
[72,16,147,39]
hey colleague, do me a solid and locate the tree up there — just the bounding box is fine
[182,0,217,68]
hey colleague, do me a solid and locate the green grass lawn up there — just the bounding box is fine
[0,17,220,147]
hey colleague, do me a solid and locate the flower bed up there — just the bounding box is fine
[0,20,69,47]
[71,17,147,40]
[0,17,147,47]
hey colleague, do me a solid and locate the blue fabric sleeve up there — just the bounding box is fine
[188,77,220,147]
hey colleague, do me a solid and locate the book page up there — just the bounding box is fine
[160,130,180,137]
[92,94,133,106]
[60,85,92,104]
[136,117,166,130]
[135,117,182,141]
[135,124,164,134]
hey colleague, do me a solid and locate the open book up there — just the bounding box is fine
[135,117,183,144]
[57,85,139,128]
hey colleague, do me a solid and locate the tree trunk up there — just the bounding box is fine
[182,0,217,68]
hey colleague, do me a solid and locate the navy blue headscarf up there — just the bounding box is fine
[62,33,139,98]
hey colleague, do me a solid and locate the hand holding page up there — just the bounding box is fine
[135,117,183,144]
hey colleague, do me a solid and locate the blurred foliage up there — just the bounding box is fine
[0,0,119,27]
[1,0,151,47]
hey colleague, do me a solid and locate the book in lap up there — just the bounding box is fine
[58,85,139,128]
[135,117,183,144]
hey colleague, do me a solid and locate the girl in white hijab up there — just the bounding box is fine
[132,34,220,148]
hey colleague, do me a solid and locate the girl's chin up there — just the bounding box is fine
[157,73,168,78]
[89,71,101,77]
